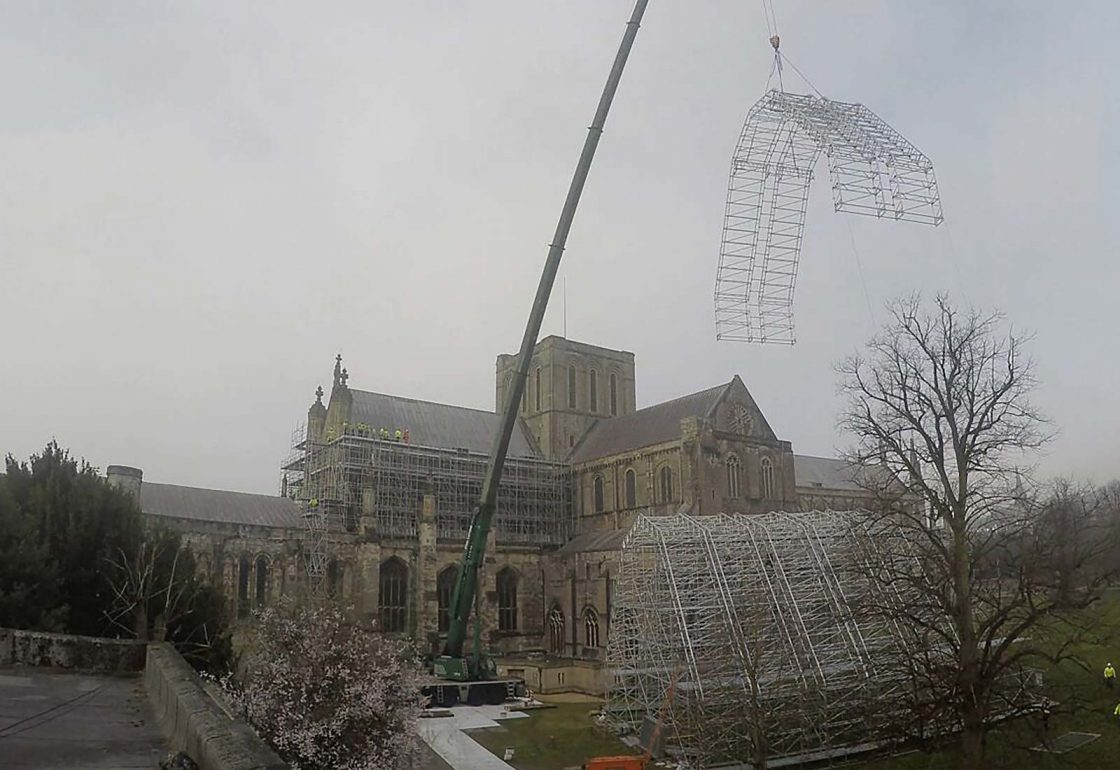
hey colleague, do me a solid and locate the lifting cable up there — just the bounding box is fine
[760,0,827,98]
[760,0,783,91]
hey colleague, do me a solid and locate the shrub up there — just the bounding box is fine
[220,601,424,770]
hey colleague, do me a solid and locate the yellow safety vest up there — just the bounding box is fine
[1114,703,1120,717]
[1106,666,1116,679]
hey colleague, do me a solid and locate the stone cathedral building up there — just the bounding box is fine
[116,336,875,693]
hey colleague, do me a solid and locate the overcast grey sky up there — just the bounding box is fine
[2,1,1117,494]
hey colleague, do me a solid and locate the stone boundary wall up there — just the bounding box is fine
[144,642,288,770]
[0,627,146,672]
[497,657,607,695]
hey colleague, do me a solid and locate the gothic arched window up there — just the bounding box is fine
[379,558,408,633]
[624,468,637,508]
[237,556,251,617]
[761,457,775,499]
[548,605,565,654]
[437,565,458,634]
[497,568,518,631]
[659,466,674,504]
[568,365,577,409]
[584,607,601,648]
[593,475,605,513]
[254,555,269,607]
[589,370,598,413]
[609,373,618,416]
[535,367,542,411]
[727,454,742,499]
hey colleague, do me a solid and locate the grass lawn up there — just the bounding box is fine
[470,592,1120,770]
[469,702,639,770]
[853,588,1120,769]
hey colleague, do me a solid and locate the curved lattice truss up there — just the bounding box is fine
[605,512,917,767]
[715,90,944,344]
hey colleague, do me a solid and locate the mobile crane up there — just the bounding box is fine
[425,0,650,708]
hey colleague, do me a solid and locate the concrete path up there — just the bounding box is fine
[0,669,167,768]
[418,704,529,770]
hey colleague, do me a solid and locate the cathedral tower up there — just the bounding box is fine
[496,336,635,460]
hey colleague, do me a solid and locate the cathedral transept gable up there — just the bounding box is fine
[711,375,780,443]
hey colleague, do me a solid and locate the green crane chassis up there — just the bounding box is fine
[422,674,527,707]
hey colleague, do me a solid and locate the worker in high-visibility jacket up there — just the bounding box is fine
[1114,702,1120,720]
[394,429,403,441]
[1105,662,1116,688]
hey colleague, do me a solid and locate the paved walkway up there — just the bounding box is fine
[0,669,167,768]
[418,705,529,770]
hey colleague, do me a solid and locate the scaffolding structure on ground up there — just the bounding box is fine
[715,89,943,345]
[605,511,921,768]
[283,425,570,584]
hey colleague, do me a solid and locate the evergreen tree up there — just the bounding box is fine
[1,442,230,670]
[0,474,65,630]
[2,442,141,635]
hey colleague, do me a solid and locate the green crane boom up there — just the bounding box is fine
[434,0,650,682]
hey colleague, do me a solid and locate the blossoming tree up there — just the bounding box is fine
[223,602,425,770]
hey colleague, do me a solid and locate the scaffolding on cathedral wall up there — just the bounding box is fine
[282,422,342,593]
[282,422,571,584]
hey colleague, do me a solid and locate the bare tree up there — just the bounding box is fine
[837,294,1110,769]
[105,529,190,641]
[105,526,226,638]
[1021,479,1119,605]
[1098,480,1120,574]
[105,527,232,672]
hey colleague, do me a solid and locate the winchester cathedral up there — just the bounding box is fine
[110,336,876,693]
